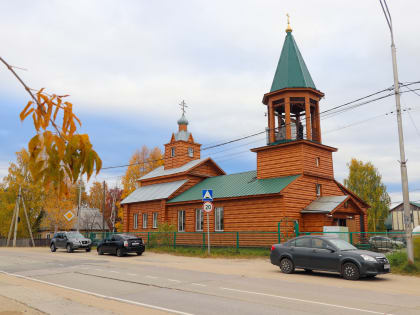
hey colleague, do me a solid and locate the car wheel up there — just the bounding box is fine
[342,262,360,280]
[116,248,124,257]
[86,247,91,252]
[279,258,294,274]
[50,243,56,252]
[97,246,104,255]
[66,244,73,253]
[136,251,143,256]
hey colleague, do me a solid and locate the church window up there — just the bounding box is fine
[215,207,224,231]
[188,147,194,157]
[133,214,138,229]
[316,184,322,197]
[195,209,204,231]
[178,210,186,232]
[171,147,175,157]
[153,212,158,228]
[142,213,148,228]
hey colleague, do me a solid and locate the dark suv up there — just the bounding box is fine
[50,231,92,253]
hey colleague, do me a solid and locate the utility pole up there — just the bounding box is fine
[102,181,106,237]
[76,180,82,232]
[379,0,414,263]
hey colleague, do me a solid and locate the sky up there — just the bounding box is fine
[1,0,419,207]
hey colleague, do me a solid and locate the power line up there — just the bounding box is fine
[99,84,420,170]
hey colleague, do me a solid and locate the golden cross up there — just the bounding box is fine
[286,13,290,25]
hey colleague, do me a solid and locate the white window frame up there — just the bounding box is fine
[142,213,148,229]
[315,157,320,167]
[152,212,158,228]
[195,209,204,231]
[171,147,175,157]
[178,210,186,232]
[316,184,322,197]
[133,213,138,229]
[215,207,224,231]
[188,147,194,157]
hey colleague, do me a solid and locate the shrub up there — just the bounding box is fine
[147,223,176,248]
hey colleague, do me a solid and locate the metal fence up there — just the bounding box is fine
[1,231,419,252]
[302,231,420,253]
[84,231,420,253]
[0,238,50,247]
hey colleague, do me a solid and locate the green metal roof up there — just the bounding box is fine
[270,32,316,92]
[411,202,420,208]
[168,171,300,203]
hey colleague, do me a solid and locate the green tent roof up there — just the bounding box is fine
[270,32,316,92]
[168,171,299,203]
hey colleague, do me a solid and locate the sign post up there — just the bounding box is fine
[202,190,213,255]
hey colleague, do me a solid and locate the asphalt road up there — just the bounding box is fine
[0,248,419,315]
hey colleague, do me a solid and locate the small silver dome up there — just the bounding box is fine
[177,114,189,125]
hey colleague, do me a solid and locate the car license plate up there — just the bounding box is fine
[384,264,390,269]
[132,242,139,246]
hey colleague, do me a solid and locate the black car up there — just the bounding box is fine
[97,234,145,257]
[50,231,92,253]
[270,235,390,280]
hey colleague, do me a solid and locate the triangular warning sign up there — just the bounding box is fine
[203,190,212,200]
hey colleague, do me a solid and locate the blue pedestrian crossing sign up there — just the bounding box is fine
[202,189,213,201]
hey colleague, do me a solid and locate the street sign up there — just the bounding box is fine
[64,210,75,222]
[202,189,213,201]
[203,201,213,213]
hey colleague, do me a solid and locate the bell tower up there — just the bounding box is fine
[164,101,201,170]
[252,17,337,179]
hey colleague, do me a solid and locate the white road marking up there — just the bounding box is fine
[127,273,137,276]
[58,264,64,266]
[0,271,194,315]
[220,287,391,315]
[167,279,181,283]
[146,275,158,279]
[94,269,103,271]
[191,283,206,287]
[109,271,119,274]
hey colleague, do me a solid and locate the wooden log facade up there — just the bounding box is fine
[121,25,370,246]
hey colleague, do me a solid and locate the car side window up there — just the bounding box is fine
[295,238,311,248]
[312,238,328,249]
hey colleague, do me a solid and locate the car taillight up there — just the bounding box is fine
[271,245,275,251]
[124,241,128,247]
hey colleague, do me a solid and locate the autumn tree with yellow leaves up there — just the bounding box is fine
[115,146,164,231]
[0,57,102,196]
[0,149,44,238]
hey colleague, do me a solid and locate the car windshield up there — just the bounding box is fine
[327,239,357,251]
[66,232,84,239]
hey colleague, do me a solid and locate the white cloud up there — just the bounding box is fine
[1,0,420,199]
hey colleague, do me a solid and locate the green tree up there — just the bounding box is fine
[344,158,391,232]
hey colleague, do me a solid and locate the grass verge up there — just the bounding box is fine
[147,246,270,259]
[386,237,420,276]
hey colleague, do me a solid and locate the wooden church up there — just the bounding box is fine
[121,21,369,240]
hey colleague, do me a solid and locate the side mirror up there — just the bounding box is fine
[326,246,335,252]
